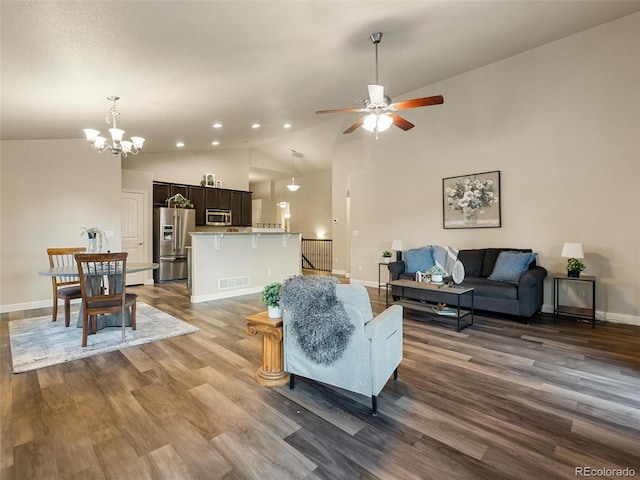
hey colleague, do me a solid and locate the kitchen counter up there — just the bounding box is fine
[189,231,301,303]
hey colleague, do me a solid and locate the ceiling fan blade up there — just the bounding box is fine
[389,113,415,131]
[343,117,364,134]
[391,95,444,110]
[316,107,364,114]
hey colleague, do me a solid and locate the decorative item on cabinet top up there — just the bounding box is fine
[201,173,216,187]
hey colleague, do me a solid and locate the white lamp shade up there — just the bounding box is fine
[377,113,393,132]
[93,136,107,148]
[391,240,404,251]
[131,136,145,149]
[561,242,584,259]
[108,128,124,143]
[83,128,100,142]
[120,140,133,153]
[362,113,393,133]
[362,113,377,132]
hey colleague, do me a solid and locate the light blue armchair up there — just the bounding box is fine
[283,283,403,415]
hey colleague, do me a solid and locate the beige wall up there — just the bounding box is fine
[1,139,122,310]
[335,13,640,323]
[122,149,251,191]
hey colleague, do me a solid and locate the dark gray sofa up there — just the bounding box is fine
[388,248,547,318]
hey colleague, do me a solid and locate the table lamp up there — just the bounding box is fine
[391,240,404,261]
[561,242,585,278]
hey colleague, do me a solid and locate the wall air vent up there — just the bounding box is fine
[219,276,251,290]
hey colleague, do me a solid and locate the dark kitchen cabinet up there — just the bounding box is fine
[231,191,253,226]
[241,191,252,226]
[205,188,219,209]
[217,189,232,210]
[188,186,205,226]
[153,181,251,225]
[170,184,189,199]
[153,182,170,206]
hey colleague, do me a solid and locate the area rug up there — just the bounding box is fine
[8,302,199,373]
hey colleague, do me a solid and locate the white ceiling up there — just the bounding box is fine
[2,1,640,182]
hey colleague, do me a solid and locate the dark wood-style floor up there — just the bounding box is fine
[1,280,639,479]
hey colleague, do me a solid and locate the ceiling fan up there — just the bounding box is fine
[316,32,444,139]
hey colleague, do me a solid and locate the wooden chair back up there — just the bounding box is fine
[47,247,86,287]
[47,247,86,325]
[74,252,137,347]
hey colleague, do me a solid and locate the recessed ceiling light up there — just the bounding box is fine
[212,123,223,128]
[283,123,292,129]
[251,123,261,129]
[176,142,185,147]
[211,141,220,146]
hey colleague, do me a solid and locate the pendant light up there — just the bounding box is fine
[287,149,300,192]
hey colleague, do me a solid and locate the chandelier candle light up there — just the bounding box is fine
[83,96,145,157]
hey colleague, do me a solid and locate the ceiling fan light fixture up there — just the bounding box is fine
[362,113,392,133]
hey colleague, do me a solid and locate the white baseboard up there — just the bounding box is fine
[0,298,81,314]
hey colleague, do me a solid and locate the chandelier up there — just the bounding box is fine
[287,149,300,192]
[83,96,145,157]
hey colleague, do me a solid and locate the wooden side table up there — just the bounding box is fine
[246,311,290,386]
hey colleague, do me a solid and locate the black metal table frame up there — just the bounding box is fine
[386,280,474,331]
[553,275,596,328]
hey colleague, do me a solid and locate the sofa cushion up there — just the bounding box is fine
[481,248,533,277]
[404,247,435,274]
[488,251,537,284]
[457,249,485,277]
[463,277,519,300]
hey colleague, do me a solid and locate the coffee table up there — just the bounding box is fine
[386,279,474,331]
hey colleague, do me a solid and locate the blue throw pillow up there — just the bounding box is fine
[404,247,435,274]
[488,251,537,283]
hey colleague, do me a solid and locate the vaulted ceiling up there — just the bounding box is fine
[2,1,639,182]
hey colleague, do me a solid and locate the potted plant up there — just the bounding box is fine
[262,282,283,318]
[382,251,392,263]
[566,258,586,278]
[429,265,446,284]
[81,227,107,253]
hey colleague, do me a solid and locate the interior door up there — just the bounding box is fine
[122,190,146,285]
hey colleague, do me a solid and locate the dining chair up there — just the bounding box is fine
[47,247,87,327]
[74,252,137,347]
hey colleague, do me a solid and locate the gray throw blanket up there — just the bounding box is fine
[281,275,354,365]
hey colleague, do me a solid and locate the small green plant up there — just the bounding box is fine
[261,282,282,308]
[429,265,446,276]
[382,251,392,258]
[566,258,585,273]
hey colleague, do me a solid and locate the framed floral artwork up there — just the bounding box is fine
[443,170,501,229]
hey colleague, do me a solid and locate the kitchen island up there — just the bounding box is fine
[189,232,301,303]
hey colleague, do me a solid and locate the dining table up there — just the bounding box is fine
[39,262,158,330]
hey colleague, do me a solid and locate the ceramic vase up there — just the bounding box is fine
[268,305,282,318]
[87,234,97,253]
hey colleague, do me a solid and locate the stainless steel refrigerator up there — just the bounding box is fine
[153,207,195,282]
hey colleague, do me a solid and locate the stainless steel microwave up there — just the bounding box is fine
[206,209,232,226]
